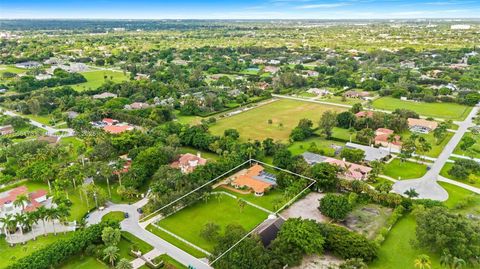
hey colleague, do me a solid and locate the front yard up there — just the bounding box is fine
[382,159,428,180]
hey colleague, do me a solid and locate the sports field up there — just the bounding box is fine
[70,70,129,91]
[209,99,346,141]
[372,97,472,120]
[156,194,268,252]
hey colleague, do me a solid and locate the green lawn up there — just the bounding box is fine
[156,193,268,252]
[319,95,365,106]
[288,136,345,157]
[70,70,129,91]
[209,99,345,141]
[453,132,480,159]
[146,225,206,258]
[101,211,125,222]
[158,254,188,269]
[440,162,480,189]
[21,113,53,126]
[59,256,107,269]
[179,146,220,161]
[0,233,74,269]
[215,187,285,211]
[369,214,441,269]
[439,181,480,213]
[402,130,453,158]
[372,97,472,120]
[383,159,428,180]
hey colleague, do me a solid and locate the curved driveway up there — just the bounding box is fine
[86,198,212,269]
[393,106,480,201]
[2,109,75,137]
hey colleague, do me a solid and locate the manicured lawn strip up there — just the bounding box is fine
[0,233,74,269]
[330,127,355,142]
[288,136,345,157]
[318,95,365,105]
[121,232,153,255]
[439,181,480,213]
[70,70,128,92]
[453,132,480,158]
[215,187,285,211]
[22,113,53,125]
[101,211,125,223]
[146,225,206,258]
[440,162,480,189]
[59,256,108,269]
[156,194,268,252]
[372,97,472,120]
[159,254,188,269]
[403,131,453,158]
[209,99,345,141]
[179,146,220,161]
[369,214,441,269]
[383,159,427,180]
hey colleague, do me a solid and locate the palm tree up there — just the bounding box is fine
[237,199,246,213]
[13,194,29,212]
[103,245,120,267]
[36,206,48,236]
[452,257,466,269]
[115,258,133,269]
[0,215,13,241]
[387,133,397,154]
[13,213,26,237]
[47,208,61,235]
[414,254,432,269]
[440,250,453,269]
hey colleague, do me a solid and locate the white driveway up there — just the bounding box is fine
[1,109,75,137]
[86,198,212,269]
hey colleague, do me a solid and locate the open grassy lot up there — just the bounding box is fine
[440,181,480,214]
[146,225,206,258]
[0,232,74,269]
[440,162,480,188]
[179,146,220,161]
[318,95,365,106]
[288,136,345,157]
[70,70,128,92]
[372,97,472,120]
[215,187,284,211]
[403,130,453,158]
[60,256,107,269]
[344,204,392,240]
[453,132,480,158]
[0,65,25,75]
[209,99,345,141]
[156,193,268,252]
[383,159,428,180]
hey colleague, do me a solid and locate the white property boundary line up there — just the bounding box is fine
[139,159,318,266]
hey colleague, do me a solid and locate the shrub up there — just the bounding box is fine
[318,193,353,221]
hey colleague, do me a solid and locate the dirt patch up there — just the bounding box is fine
[343,204,392,239]
[290,254,343,269]
[279,192,329,223]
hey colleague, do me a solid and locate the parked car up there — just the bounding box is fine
[124,212,129,218]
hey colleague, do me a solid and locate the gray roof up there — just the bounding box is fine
[345,142,389,162]
[302,152,328,165]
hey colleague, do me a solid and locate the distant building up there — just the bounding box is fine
[93,92,117,99]
[302,152,371,181]
[264,66,280,74]
[103,125,133,134]
[0,125,14,135]
[15,61,41,69]
[374,128,402,150]
[345,142,390,162]
[408,118,438,133]
[306,70,319,77]
[344,90,370,99]
[451,24,470,30]
[0,186,48,216]
[124,102,151,110]
[170,153,207,174]
[307,88,331,96]
[38,135,60,145]
[135,73,150,80]
[35,74,52,80]
[355,110,374,118]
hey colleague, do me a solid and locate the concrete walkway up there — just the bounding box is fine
[6,220,76,244]
[86,198,212,269]
[392,106,480,201]
[1,109,75,137]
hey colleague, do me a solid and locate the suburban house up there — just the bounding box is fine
[102,118,119,126]
[135,73,150,80]
[345,142,390,162]
[307,88,331,96]
[93,92,118,99]
[302,152,372,180]
[113,155,132,175]
[0,186,48,216]
[305,70,319,77]
[170,153,207,174]
[257,82,270,90]
[374,128,402,150]
[124,102,151,110]
[230,164,276,196]
[254,216,285,246]
[264,66,280,74]
[103,125,134,134]
[35,74,52,80]
[15,61,41,69]
[0,125,14,135]
[408,118,438,133]
[355,110,374,118]
[344,90,370,99]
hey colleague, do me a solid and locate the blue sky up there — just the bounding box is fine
[1,0,479,19]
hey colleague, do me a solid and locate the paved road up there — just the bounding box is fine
[393,106,480,201]
[1,109,75,137]
[86,199,212,269]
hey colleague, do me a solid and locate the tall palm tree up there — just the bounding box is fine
[387,133,397,154]
[25,211,39,240]
[46,208,60,235]
[115,258,132,269]
[36,206,48,236]
[103,246,120,267]
[414,254,432,269]
[440,250,452,269]
[13,213,26,237]
[13,194,29,212]
[452,257,466,269]
[0,215,13,241]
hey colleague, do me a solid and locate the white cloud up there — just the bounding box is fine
[295,3,351,9]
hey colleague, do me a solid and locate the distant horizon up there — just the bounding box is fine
[1,18,480,21]
[1,0,480,20]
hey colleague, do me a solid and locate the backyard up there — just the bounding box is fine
[372,97,472,120]
[70,70,129,92]
[209,99,346,141]
[288,136,346,157]
[155,193,269,252]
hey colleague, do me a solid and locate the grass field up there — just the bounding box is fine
[453,132,480,159]
[179,146,220,161]
[215,188,284,211]
[70,70,128,91]
[0,232,74,269]
[403,130,453,158]
[318,95,365,106]
[156,193,268,252]
[383,159,428,180]
[440,162,480,188]
[146,225,206,258]
[372,97,472,120]
[288,136,345,157]
[101,211,125,222]
[209,99,345,141]
[60,256,107,269]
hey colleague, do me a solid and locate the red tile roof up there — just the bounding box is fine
[103,125,132,134]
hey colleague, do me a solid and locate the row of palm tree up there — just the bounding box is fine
[0,205,70,243]
[414,253,467,269]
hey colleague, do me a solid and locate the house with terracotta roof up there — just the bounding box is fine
[170,153,207,174]
[0,125,14,135]
[264,66,280,74]
[324,157,372,181]
[230,164,277,196]
[0,186,48,216]
[344,90,370,99]
[408,118,438,133]
[103,125,134,134]
[355,111,374,118]
[374,128,402,150]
